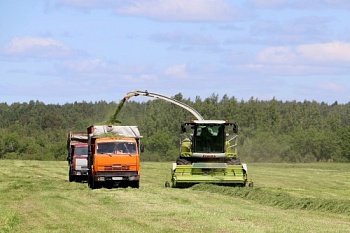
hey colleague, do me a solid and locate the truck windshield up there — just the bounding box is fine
[97,142,137,154]
[75,147,88,156]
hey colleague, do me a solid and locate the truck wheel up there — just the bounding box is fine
[91,179,99,189]
[130,181,139,189]
[87,172,93,188]
[69,168,75,182]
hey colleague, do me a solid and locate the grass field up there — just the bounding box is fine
[1,160,350,233]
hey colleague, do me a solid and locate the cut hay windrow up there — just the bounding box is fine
[191,184,350,215]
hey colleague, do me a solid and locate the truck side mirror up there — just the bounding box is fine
[140,144,145,153]
[181,124,186,133]
[233,124,238,134]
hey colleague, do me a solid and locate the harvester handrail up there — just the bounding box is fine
[227,135,238,143]
[228,144,238,148]
[227,135,238,150]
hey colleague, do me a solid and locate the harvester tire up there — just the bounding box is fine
[226,158,241,165]
[176,157,191,165]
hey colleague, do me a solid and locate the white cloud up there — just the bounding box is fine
[317,82,345,92]
[56,0,115,9]
[256,46,298,64]
[151,31,217,46]
[257,42,350,65]
[59,59,160,84]
[3,36,73,59]
[114,0,240,21]
[62,58,108,73]
[247,0,350,10]
[298,42,350,63]
[247,0,287,8]
[164,64,189,78]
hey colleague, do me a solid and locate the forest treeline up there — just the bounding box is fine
[1,94,350,162]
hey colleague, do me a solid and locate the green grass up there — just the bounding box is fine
[1,160,350,232]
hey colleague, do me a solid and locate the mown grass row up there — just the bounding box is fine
[191,184,350,215]
[1,160,350,233]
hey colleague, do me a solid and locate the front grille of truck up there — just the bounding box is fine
[104,164,130,171]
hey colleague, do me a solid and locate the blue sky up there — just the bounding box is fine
[1,0,350,104]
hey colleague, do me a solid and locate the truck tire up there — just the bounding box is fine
[88,171,93,188]
[91,178,101,189]
[91,179,96,189]
[69,167,75,182]
[130,181,139,188]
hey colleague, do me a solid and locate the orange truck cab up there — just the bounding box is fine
[87,125,143,189]
[67,132,88,182]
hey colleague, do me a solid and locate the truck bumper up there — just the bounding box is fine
[73,170,88,176]
[93,171,139,182]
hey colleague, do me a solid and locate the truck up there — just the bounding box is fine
[87,125,143,189]
[124,90,252,188]
[67,131,89,182]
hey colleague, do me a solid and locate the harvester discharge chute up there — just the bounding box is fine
[124,90,252,188]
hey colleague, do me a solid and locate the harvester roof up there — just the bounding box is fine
[192,120,227,124]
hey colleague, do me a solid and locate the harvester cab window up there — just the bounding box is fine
[194,125,224,153]
[199,126,212,152]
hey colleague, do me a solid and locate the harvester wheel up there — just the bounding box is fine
[171,180,177,188]
[226,158,241,165]
[176,157,191,165]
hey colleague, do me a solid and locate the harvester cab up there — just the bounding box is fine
[179,120,239,163]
